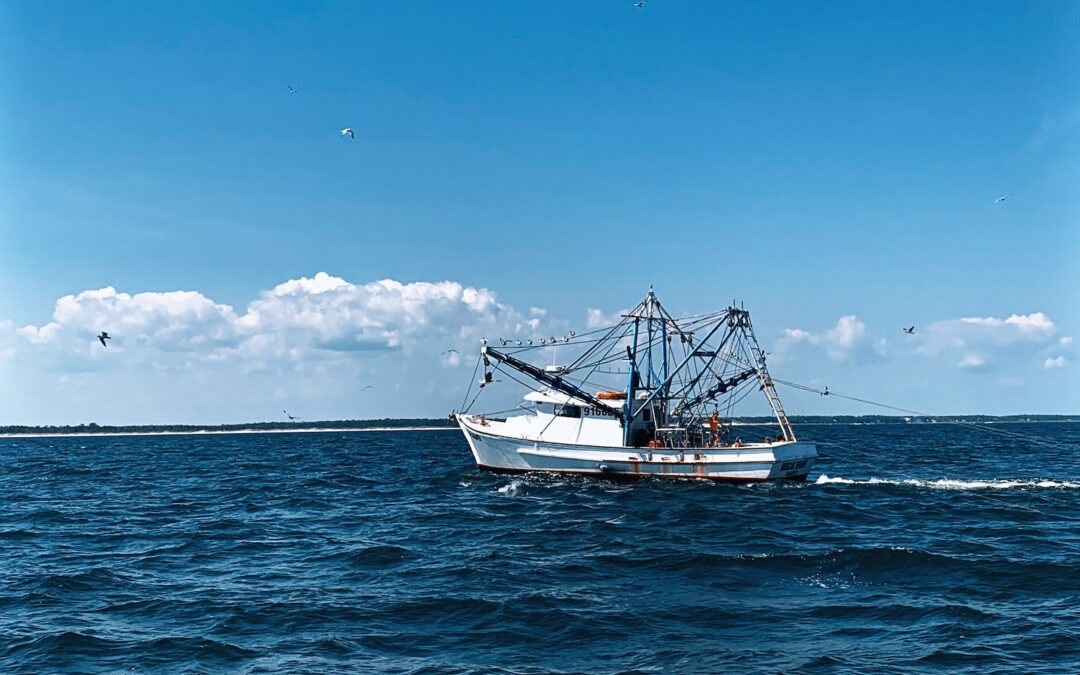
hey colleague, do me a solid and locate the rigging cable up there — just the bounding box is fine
[771,378,1076,451]
[458,353,483,413]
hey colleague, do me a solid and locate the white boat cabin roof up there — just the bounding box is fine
[523,388,651,409]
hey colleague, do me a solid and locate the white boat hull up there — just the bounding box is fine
[458,416,815,482]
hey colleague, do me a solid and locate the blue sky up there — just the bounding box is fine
[1,1,1077,424]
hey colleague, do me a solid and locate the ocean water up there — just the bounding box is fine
[1,423,1077,673]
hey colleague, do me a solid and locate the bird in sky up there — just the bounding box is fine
[993,194,1014,204]
[287,85,297,94]
[361,385,374,391]
[821,386,829,396]
[442,349,459,355]
[283,409,300,421]
[903,325,915,334]
[97,331,111,347]
[340,128,355,139]
[634,0,646,7]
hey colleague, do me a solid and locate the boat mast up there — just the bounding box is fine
[623,316,640,446]
[737,310,797,441]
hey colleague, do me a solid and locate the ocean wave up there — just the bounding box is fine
[305,543,416,567]
[2,425,1078,673]
[816,475,1080,489]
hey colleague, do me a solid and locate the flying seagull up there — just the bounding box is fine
[634,0,645,7]
[442,349,459,355]
[340,128,355,139]
[361,385,374,391]
[903,325,915,334]
[97,331,111,347]
[287,85,297,94]
[993,194,1014,204]
[283,409,300,421]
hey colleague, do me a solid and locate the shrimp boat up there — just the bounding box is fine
[454,290,816,482]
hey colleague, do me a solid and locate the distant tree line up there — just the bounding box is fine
[735,414,1080,425]
[0,418,456,436]
[1,415,1075,436]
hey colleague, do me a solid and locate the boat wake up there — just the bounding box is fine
[816,475,1080,490]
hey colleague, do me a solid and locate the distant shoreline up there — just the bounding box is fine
[0,426,457,439]
[1,415,1076,439]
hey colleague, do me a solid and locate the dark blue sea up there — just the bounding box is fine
[1,423,1078,673]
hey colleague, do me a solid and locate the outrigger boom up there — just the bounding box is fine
[455,289,814,482]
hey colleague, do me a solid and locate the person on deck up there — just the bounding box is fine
[708,412,720,447]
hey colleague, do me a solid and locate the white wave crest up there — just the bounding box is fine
[815,475,1080,490]
[497,480,523,495]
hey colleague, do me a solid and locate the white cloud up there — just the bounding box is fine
[958,353,987,369]
[776,315,885,362]
[959,312,1055,334]
[586,307,625,330]
[1060,337,1073,346]
[918,312,1057,362]
[11,272,541,371]
[1044,356,1066,369]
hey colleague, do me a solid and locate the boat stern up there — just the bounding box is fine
[764,441,816,480]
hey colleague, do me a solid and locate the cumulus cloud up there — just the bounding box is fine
[586,307,625,330]
[775,315,886,362]
[958,312,1055,335]
[9,272,542,371]
[957,353,987,370]
[917,312,1059,370]
[1044,356,1066,369]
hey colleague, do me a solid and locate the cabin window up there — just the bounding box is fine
[642,409,651,422]
[556,405,581,418]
